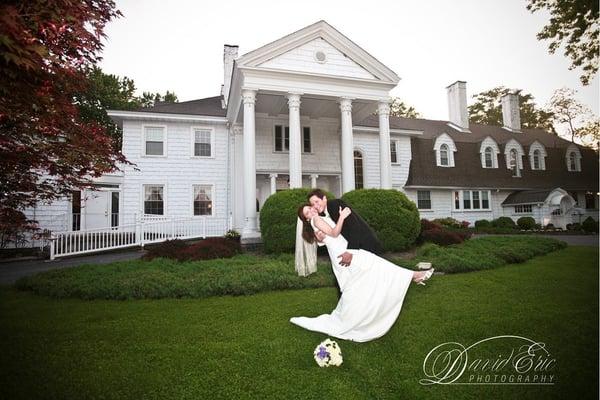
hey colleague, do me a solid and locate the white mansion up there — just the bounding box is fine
[28,20,599,247]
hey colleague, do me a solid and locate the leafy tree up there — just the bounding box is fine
[547,87,593,142]
[468,87,556,132]
[574,119,600,149]
[388,97,420,118]
[527,0,599,85]
[0,1,126,225]
[140,91,179,108]
[75,66,141,146]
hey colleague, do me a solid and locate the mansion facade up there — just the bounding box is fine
[26,21,599,245]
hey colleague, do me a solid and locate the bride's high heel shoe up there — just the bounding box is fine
[415,268,434,286]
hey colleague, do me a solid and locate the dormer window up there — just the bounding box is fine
[569,152,577,170]
[479,137,499,168]
[440,144,449,166]
[528,140,546,170]
[509,149,520,177]
[566,144,582,171]
[504,139,524,176]
[433,133,456,167]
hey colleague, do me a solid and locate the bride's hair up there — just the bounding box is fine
[297,204,316,244]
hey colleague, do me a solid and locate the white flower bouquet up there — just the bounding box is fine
[313,338,343,367]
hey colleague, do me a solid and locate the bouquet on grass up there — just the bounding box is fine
[313,338,343,367]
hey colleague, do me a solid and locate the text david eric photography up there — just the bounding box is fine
[420,335,556,385]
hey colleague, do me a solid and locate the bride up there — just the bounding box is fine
[290,204,434,342]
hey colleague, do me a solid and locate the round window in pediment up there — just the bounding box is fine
[314,50,327,63]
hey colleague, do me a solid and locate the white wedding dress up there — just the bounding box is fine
[289,215,414,342]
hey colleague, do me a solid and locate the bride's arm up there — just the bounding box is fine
[312,207,351,238]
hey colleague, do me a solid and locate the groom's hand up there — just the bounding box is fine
[337,252,353,267]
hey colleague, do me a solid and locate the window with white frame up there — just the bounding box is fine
[417,190,431,209]
[439,144,449,166]
[144,185,164,215]
[274,125,311,153]
[509,149,521,177]
[274,125,289,152]
[532,149,541,170]
[453,190,491,210]
[303,127,311,153]
[144,126,165,156]
[193,128,212,157]
[390,140,398,164]
[193,185,213,216]
[484,147,494,168]
[354,150,364,189]
[515,204,533,213]
[567,151,582,171]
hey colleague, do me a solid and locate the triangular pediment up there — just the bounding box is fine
[236,20,399,83]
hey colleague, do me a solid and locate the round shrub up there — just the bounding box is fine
[567,222,582,231]
[475,219,491,228]
[259,188,334,253]
[517,216,536,230]
[582,216,599,233]
[492,216,517,229]
[341,189,420,252]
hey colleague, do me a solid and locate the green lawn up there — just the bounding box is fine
[0,246,598,399]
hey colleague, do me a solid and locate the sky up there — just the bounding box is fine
[99,0,598,135]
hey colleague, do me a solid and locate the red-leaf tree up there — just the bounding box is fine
[0,1,127,231]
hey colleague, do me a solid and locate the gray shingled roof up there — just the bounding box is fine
[501,190,553,205]
[356,114,599,191]
[137,96,226,117]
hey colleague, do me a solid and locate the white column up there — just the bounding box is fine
[378,100,392,189]
[339,98,355,193]
[242,89,258,236]
[287,93,302,188]
[269,173,278,195]
[310,174,318,188]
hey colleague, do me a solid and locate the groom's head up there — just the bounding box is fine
[307,189,327,214]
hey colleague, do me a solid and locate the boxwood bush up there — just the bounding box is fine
[492,216,517,229]
[341,189,420,252]
[259,188,334,253]
[582,216,599,233]
[475,219,491,228]
[517,216,536,230]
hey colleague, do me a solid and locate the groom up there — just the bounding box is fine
[307,188,383,268]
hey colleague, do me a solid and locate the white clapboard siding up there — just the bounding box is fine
[120,119,229,227]
[258,38,376,80]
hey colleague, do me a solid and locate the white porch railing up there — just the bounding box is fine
[49,217,228,260]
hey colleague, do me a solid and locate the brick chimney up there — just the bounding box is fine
[221,44,238,107]
[501,90,521,132]
[446,81,470,132]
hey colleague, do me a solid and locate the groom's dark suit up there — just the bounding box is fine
[324,199,383,256]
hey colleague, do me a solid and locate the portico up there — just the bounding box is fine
[225,21,400,241]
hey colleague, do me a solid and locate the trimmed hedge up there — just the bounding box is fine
[492,216,517,229]
[143,238,241,262]
[517,216,536,230]
[475,219,492,228]
[15,254,336,300]
[582,216,599,233]
[413,236,567,273]
[341,189,420,252]
[259,188,334,253]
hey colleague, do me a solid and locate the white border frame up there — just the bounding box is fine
[190,126,216,159]
[452,189,492,211]
[142,124,168,158]
[141,183,167,217]
[191,183,215,217]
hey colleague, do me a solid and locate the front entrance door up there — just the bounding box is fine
[82,190,111,229]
